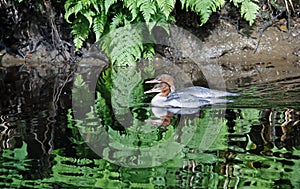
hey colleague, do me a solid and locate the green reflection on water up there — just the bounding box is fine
[1,107,300,188]
[1,68,300,188]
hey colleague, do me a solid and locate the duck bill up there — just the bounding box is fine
[144,88,161,94]
[145,79,161,84]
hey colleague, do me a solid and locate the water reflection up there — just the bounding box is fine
[145,107,173,126]
[145,106,201,126]
[249,108,300,155]
[1,65,300,188]
[0,65,74,186]
[143,77,233,127]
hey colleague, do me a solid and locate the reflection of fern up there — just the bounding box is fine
[111,67,143,110]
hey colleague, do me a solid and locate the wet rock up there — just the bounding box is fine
[174,58,208,87]
[0,44,6,65]
[157,19,300,90]
[292,47,300,57]
[79,44,109,67]
[1,54,25,67]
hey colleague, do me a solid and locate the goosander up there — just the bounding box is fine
[144,82,211,108]
[146,74,239,98]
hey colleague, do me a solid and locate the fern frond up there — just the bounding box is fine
[81,9,95,27]
[194,0,214,24]
[149,11,171,33]
[137,0,157,24]
[240,0,259,26]
[216,0,226,8]
[111,46,141,66]
[90,0,101,12]
[65,1,84,23]
[181,0,225,25]
[231,0,259,25]
[124,0,138,21]
[179,0,186,9]
[64,0,75,10]
[105,0,118,13]
[100,25,144,66]
[110,36,141,56]
[71,15,90,49]
[93,13,107,41]
[110,13,126,30]
[111,67,143,113]
[156,0,176,19]
[231,0,244,7]
[99,34,112,57]
[142,44,155,60]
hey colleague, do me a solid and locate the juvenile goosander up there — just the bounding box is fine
[146,74,239,98]
[144,82,211,108]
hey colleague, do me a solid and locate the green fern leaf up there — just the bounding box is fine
[101,25,144,66]
[93,14,107,41]
[179,0,187,9]
[137,0,157,23]
[182,0,225,25]
[149,11,170,33]
[65,1,84,23]
[110,13,126,30]
[71,15,90,49]
[81,9,95,27]
[110,37,142,64]
[99,32,112,55]
[195,1,213,24]
[90,0,101,12]
[216,0,225,9]
[193,0,213,24]
[73,37,84,50]
[111,67,142,114]
[124,0,138,21]
[231,0,244,7]
[112,48,138,66]
[241,0,259,26]
[142,44,155,60]
[105,0,118,13]
[64,0,74,10]
[156,0,176,18]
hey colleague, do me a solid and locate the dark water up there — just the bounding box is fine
[0,65,300,188]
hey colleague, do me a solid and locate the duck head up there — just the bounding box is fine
[144,82,171,97]
[145,74,176,92]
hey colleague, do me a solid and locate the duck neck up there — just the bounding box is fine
[151,94,167,107]
[170,87,176,93]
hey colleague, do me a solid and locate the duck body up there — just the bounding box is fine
[146,74,239,99]
[151,91,211,108]
[145,82,211,108]
[174,86,239,99]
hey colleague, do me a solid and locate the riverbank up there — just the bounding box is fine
[1,16,300,91]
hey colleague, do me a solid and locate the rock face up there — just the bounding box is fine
[153,19,300,90]
[203,22,300,89]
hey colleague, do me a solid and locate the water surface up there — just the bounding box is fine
[0,65,300,188]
